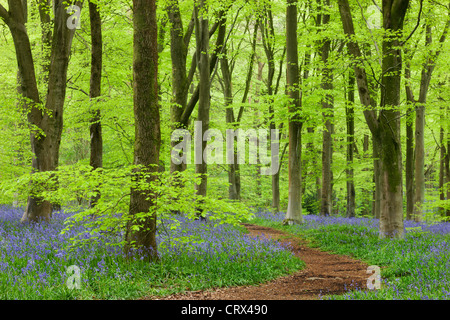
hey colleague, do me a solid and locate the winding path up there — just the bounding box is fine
[150,223,370,300]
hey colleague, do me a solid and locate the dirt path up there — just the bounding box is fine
[150,223,370,300]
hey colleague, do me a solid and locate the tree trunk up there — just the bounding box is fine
[0,0,80,223]
[89,0,103,208]
[346,69,356,218]
[284,0,303,225]
[219,39,241,201]
[405,110,414,220]
[338,0,407,238]
[194,0,210,218]
[447,133,450,217]
[376,0,409,238]
[446,108,450,217]
[404,54,415,220]
[439,94,449,217]
[167,0,190,174]
[439,122,445,216]
[319,0,333,217]
[360,134,370,216]
[125,0,160,262]
[413,20,449,220]
[259,6,283,212]
[255,60,264,197]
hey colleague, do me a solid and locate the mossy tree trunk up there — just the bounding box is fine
[284,0,303,225]
[338,0,409,238]
[125,0,160,262]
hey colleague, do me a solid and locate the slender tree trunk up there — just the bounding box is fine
[404,55,415,220]
[439,95,449,217]
[259,6,284,212]
[194,0,210,218]
[167,4,227,174]
[125,0,160,262]
[413,105,425,222]
[439,121,445,216]
[319,0,333,217]
[406,111,415,220]
[167,0,189,174]
[219,40,240,201]
[346,69,356,218]
[447,132,450,217]
[221,16,258,201]
[360,134,370,216]
[255,60,264,197]
[284,0,303,225]
[89,0,103,208]
[446,104,450,217]
[412,25,431,222]
[413,20,449,220]
[372,134,381,219]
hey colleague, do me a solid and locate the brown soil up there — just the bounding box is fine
[147,223,370,300]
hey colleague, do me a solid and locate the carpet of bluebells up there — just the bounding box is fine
[253,211,450,300]
[0,206,303,299]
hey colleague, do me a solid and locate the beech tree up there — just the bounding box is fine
[318,0,333,217]
[258,1,286,212]
[338,0,409,238]
[284,0,303,225]
[346,68,356,218]
[1,0,449,239]
[124,0,160,261]
[406,15,449,221]
[0,0,81,222]
[194,0,210,218]
[88,0,103,208]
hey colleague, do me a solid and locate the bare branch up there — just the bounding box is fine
[0,4,9,24]
[401,0,424,46]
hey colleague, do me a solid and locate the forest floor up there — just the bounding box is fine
[147,223,370,300]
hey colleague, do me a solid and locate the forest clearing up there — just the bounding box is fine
[0,0,449,304]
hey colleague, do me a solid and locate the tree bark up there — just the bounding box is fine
[167,0,190,174]
[338,0,407,238]
[447,130,450,217]
[89,0,103,208]
[259,5,281,211]
[284,0,303,225]
[0,0,80,222]
[219,30,241,201]
[346,69,356,218]
[439,119,445,216]
[404,53,415,220]
[413,19,449,221]
[194,0,210,218]
[376,0,409,238]
[220,14,258,201]
[125,0,160,262]
[319,0,333,217]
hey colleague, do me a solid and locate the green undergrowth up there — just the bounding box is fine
[248,214,450,300]
[0,207,305,299]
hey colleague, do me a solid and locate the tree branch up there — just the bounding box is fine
[338,0,379,134]
[0,4,9,24]
[401,0,424,46]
